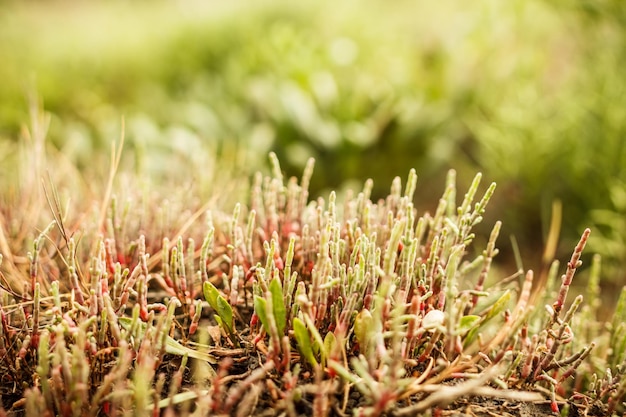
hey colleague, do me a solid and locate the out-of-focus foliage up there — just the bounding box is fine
[0,0,625,279]
[468,0,626,275]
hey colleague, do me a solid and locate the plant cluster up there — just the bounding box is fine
[0,151,624,416]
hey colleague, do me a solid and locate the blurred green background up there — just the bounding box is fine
[1,0,625,286]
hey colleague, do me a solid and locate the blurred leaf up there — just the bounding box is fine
[323,331,337,365]
[293,317,317,367]
[269,278,286,335]
[457,315,481,335]
[203,281,219,310]
[354,308,374,353]
[118,317,216,364]
[203,281,233,335]
[254,295,269,334]
[216,296,234,334]
[465,291,512,346]
[485,290,511,322]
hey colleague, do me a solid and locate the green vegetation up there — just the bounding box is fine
[1,0,626,414]
[0,139,624,415]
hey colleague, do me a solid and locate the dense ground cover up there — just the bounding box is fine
[0,135,626,416]
[0,128,625,415]
[1,0,626,415]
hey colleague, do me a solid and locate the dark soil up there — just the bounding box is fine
[440,398,562,417]
[207,377,608,417]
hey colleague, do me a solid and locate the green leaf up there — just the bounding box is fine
[254,295,269,334]
[203,281,234,335]
[323,331,337,365]
[216,296,234,334]
[118,317,216,364]
[293,317,317,367]
[269,278,286,335]
[485,290,511,322]
[162,334,217,364]
[203,281,219,310]
[354,308,373,353]
[214,315,225,332]
[457,315,481,335]
[466,291,512,346]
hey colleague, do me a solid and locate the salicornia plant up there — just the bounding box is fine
[0,152,623,417]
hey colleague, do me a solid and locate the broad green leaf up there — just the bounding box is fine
[203,281,233,335]
[214,316,225,333]
[254,295,269,334]
[293,317,317,367]
[485,290,511,322]
[302,312,327,354]
[457,315,481,335]
[162,336,217,364]
[118,317,216,364]
[269,278,286,335]
[312,338,321,357]
[203,281,219,310]
[465,291,512,346]
[216,296,234,334]
[354,308,373,353]
[323,331,337,365]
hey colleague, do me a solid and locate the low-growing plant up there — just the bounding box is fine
[0,150,624,416]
